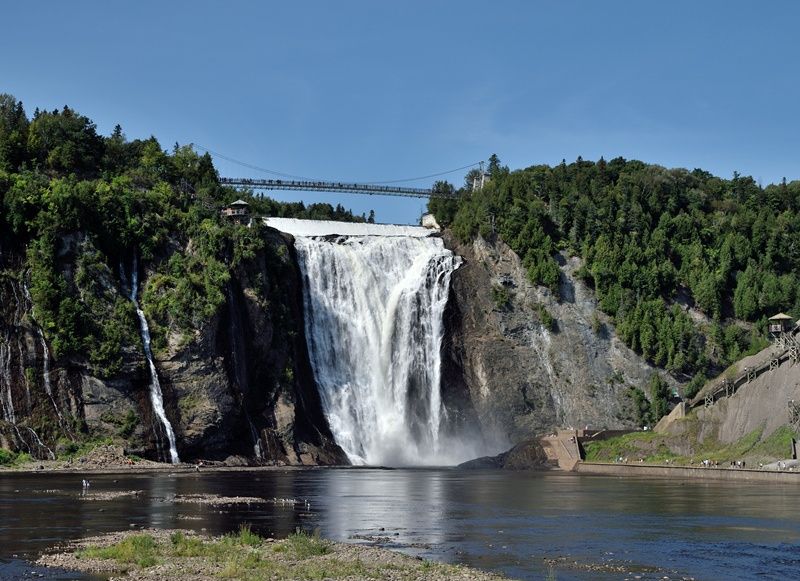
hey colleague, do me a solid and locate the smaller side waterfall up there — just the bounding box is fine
[23,426,55,460]
[0,342,16,425]
[23,281,63,422]
[126,257,180,464]
[18,343,30,412]
[35,326,64,424]
[2,279,56,460]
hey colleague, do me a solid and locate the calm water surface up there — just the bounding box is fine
[1,468,799,580]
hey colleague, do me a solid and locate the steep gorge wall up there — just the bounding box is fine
[441,231,674,447]
[1,224,681,465]
[0,229,346,465]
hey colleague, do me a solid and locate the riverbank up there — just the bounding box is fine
[6,443,800,484]
[576,461,800,481]
[0,461,317,476]
[37,528,508,580]
[0,443,324,475]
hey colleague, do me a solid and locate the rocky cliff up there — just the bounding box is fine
[440,231,674,449]
[0,223,682,466]
[0,228,346,465]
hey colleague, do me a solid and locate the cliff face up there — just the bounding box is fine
[441,232,673,447]
[155,228,346,465]
[1,224,681,465]
[0,229,346,465]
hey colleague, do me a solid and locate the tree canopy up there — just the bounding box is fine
[0,95,367,375]
[430,155,800,380]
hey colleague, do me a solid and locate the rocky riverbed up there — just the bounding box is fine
[37,528,509,581]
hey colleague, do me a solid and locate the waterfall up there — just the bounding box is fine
[19,342,30,412]
[39,329,52,397]
[23,282,64,423]
[35,326,64,424]
[292,229,462,466]
[0,342,16,424]
[2,280,55,460]
[24,426,55,460]
[15,281,30,411]
[126,257,180,464]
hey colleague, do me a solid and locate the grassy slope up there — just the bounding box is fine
[584,421,798,465]
[56,528,505,581]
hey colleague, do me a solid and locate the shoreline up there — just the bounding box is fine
[575,461,800,481]
[0,462,451,476]
[0,462,320,476]
[4,458,800,483]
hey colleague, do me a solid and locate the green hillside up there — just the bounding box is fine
[429,155,800,393]
[0,95,366,376]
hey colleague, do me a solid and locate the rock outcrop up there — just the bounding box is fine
[157,228,346,465]
[1,224,681,466]
[441,232,674,449]
[458,438,550,470]
[0,228,346,465]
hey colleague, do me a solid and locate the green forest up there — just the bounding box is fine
[3,93,798,400]
[0,95,366,375]
[429,155,800,394]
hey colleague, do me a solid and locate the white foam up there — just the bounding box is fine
[292,233,490,467]
[264,217,436,238]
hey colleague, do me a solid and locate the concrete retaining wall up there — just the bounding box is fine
[576,462,800,482]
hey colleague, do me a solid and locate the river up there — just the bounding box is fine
[1,469,799,580]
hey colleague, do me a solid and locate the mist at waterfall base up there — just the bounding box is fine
[281,219,490,466]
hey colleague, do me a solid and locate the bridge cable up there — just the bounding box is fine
[192,143,482,185]
[192,144,314,180]
[364,162,483,184]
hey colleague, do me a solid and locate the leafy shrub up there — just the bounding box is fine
[491,284,511,309]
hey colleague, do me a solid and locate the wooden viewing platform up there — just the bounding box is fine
[689,322,800,410]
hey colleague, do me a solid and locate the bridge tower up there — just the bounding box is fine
[471,161,490,191]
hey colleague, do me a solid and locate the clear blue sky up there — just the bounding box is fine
[3,1,799,224]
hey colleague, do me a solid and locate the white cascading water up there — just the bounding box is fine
[35,326,64,424]
[24,426,54,459]
[23,282,62,420]
[0,342,16,425]
[290,222,463,466]
[127,258,180,464]
[2,281,55,459]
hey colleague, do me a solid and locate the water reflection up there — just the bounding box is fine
[319,469,445,548]
[2,469,800,580]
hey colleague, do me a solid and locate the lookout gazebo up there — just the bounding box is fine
[768,313,794,336]
[221,199,250,225]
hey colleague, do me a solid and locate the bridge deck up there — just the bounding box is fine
[220,177,458,199]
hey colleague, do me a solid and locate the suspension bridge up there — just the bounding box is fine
[219,177,459,199]
[193,144,478,200]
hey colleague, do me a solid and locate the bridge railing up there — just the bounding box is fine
[219,177,459,199]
